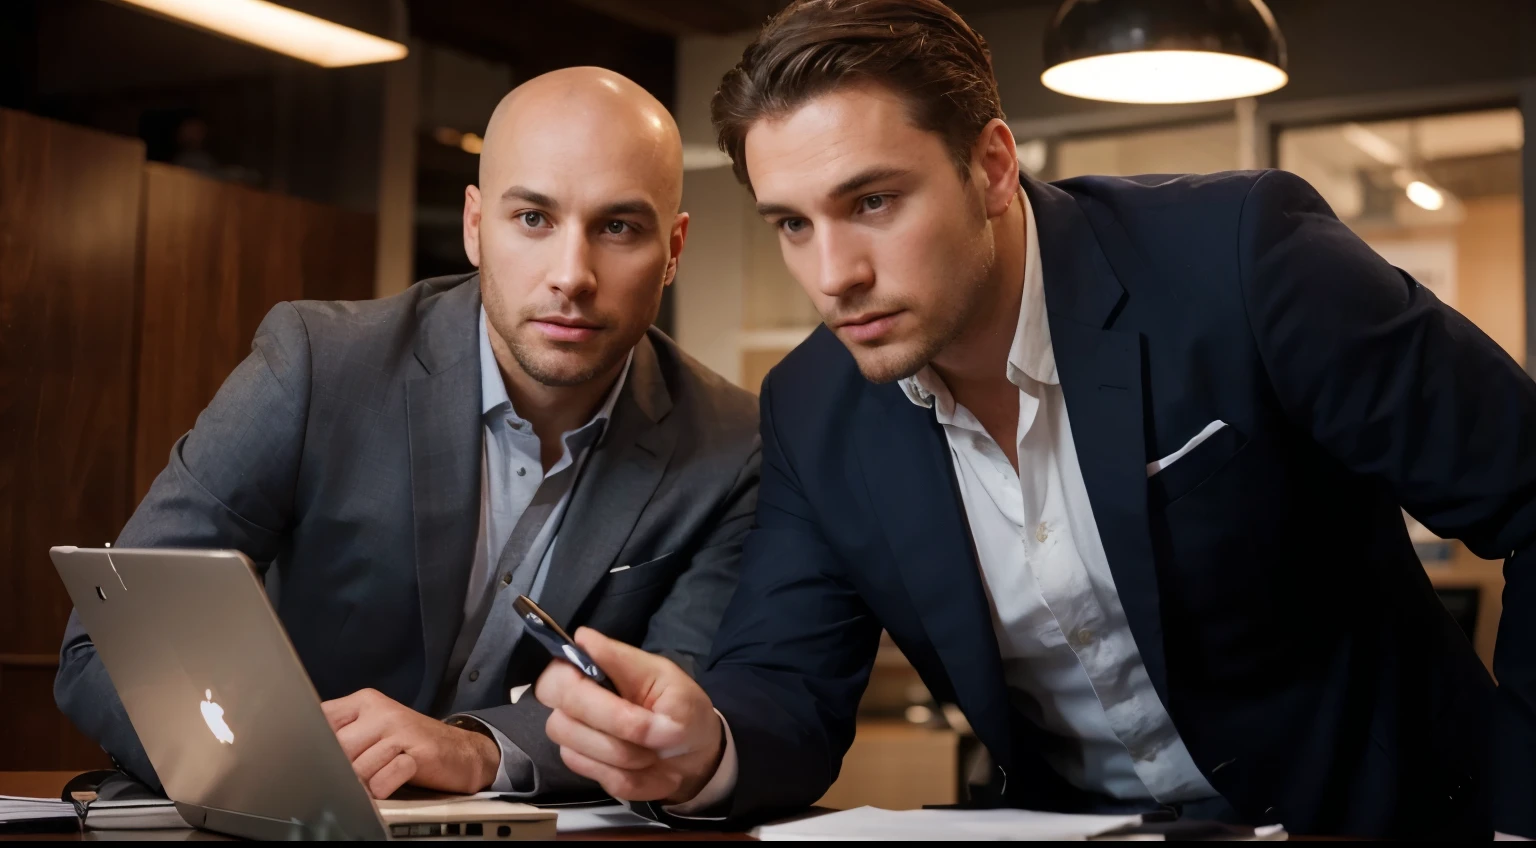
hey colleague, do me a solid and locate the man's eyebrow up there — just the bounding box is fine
[500,185,558,209]
[755,166,914,217]
[830,166,911,199]
[755,201,799,218]
[598,199,659,221]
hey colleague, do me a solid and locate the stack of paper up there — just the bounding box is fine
[753,806,1145,841]
[0,795,74,826]
[0,794,186,831]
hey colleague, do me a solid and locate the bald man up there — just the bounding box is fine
[55,67,760,802]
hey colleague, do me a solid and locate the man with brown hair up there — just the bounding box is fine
[532,0,1536,838]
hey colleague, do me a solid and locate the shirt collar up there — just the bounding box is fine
[478,306,633,440]
[900,186,1057,413]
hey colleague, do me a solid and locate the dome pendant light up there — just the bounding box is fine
[1042,0,1288,104]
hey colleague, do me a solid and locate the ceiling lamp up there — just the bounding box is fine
[115,0,408,68]
[1404,180,1445,212]
[1042,0,1288,104]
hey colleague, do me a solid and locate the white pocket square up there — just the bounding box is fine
[1147,420,1228,477]
[610,552,676,574]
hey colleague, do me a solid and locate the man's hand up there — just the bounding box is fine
[535,627,723,804]
[321,689,501,799]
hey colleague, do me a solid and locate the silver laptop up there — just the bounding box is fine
[50,546,547,841]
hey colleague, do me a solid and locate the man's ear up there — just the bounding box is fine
[972,119,1021,220]
[663,212,690,287]
[463,185,483,268]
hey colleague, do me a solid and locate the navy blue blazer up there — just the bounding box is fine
[694,170,1536,838]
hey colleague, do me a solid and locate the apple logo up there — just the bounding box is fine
[200,689,234,745]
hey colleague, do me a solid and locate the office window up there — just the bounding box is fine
[1047,120,1239,180]
[1279,108,1525,365]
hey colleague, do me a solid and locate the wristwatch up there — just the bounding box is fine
[444,714,495,739]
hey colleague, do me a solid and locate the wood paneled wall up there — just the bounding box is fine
[133,165,374,499]
[0,110,142,771]
[0,108,376,771]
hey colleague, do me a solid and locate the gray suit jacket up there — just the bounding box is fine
[54,273,760,798]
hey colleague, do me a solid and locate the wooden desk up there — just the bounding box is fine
[2,771,1358,841]
[1423,546,1504,674]
[817,720,959,811]
[0,772,749,841]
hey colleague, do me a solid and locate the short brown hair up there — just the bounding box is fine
[711,0,1004,188]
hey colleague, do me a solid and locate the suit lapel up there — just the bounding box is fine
[405,277,484,710]
[1025,177,1168,701]
[536,334,674,631]
[499,334,673,696]
[854,387,1018,767]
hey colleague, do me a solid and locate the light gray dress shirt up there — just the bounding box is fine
[448,307,631,792]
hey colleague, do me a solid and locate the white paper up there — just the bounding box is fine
[553,803,664,833]
[752,806,1144,841]
[0,794,74,823]
[0,793,187,830]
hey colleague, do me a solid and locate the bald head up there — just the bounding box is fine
[464,67,691,395]
[481,67,683,214]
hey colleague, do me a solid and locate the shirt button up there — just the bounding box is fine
[517,467,527,477]
[468,670,480,682]
[1035,523,1049,543]
[501,572,512,586]
[1074,628,1094,647]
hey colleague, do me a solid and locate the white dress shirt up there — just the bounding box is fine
[678,190,1214,814]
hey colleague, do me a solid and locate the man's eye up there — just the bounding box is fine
[780,218,807,234]
[605,221,631,235]
[520,211,546,227]
[860,195,888,212]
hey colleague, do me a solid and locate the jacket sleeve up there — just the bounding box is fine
[1236,169,1536,838]
[54,303,312,790]
[685,376,884,823]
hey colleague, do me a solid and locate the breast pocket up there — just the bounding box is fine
[599,550,687,597]
[1148,421,1249,506]
[579,551,689,641]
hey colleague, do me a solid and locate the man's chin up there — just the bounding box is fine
[848,343,928,385]
[511,338,628,389]
[521,357,609,388]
